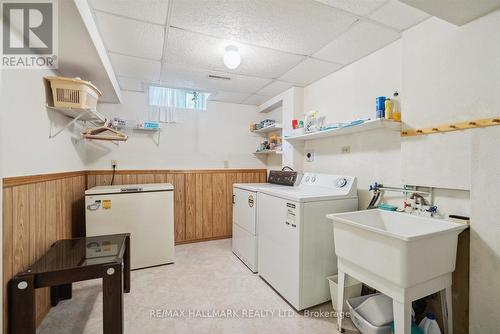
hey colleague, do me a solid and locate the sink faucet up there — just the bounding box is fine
[408,192,439,217]
[410,192,428,206]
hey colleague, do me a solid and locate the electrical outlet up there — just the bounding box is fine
[223,160,229,168]
[305,151,314,162]
[111,160,118,168]
[341,146,351,154]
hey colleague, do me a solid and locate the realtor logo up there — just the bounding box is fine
[1,0,58,69]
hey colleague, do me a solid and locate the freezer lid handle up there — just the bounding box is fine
[120,187,143,192]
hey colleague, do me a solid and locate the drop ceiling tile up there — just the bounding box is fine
[242,94,271,106]
[369,0,429,31]
[208,91,249,104]
[117,76,145,92]
[256,80,295,97]
[170,0,358,55]
[315,0,389,16]
[94,11,164,60]
[165,28,305,78]
[161,63,271,94]
[109,53,161,81]
[279,58,343,85]
[313,20,400,64]
[90,0,170,25]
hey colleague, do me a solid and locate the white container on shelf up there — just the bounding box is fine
[327,274,362,311]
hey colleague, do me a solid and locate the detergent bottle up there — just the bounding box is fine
[418,313,441,334]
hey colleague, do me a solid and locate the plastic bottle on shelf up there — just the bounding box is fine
[376,96,386,119]
[384,98,393,120]
[392,91,401,122]
[418,313,441,334]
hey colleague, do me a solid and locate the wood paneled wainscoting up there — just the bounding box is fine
[2,168,266,332]
[2,172,87,332]
[86,169,267,243]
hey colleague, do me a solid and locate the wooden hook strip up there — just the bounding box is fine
[401,117,500,137]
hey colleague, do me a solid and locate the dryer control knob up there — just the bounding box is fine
[311,176,316,183]
[305,176,310,182]
[336,178,348,188]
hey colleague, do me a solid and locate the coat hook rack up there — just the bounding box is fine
[401,117,500,137]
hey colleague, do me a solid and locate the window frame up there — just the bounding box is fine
[148,85,210,111]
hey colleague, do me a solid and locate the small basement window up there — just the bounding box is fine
[148,85,209,111]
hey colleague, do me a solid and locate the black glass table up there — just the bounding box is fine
[10,233,130,334]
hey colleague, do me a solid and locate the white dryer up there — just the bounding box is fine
[232,183,290,272]
[232,170,300,273]
[257,173,358,310]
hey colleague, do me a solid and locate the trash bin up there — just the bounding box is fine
[327,274,363,311]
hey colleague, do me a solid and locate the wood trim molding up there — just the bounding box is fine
[175,235,231,245]
[86,169,268,175]
[2,171,86,188]
[3,169,268,187]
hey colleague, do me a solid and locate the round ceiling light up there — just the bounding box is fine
[223,45,241,70]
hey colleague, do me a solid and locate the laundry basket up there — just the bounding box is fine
[44,76,102,109]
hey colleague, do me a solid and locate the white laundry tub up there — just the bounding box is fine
[327,209,467,288]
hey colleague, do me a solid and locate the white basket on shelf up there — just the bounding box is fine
[44,76,102,110]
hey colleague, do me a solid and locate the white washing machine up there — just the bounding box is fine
[257,173,358,310]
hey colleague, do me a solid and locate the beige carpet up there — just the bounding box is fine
[38,239,358,334]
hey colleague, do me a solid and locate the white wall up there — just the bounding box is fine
[1,70,87,177]
[299,10,500,332]
[301,24,473,217]
[85,91,266,170]
[303,40,403,208]
[403,13,500,331]
[470,127,500,332]
[401,14,500,190]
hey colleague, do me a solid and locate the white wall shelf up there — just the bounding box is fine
[254,149,283,155]
[252,123,282,134]
[285,119,401,143]
[113,122,161,146]
[46,104,107,139]
[46,105,106,123]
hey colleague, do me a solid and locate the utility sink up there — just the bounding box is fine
[327,209,467,289]
[327,209,467,334]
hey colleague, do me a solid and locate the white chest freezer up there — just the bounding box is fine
[85,183,174,269]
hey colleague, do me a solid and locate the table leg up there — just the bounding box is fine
[336,270,346,333]
[10,275,35,334]
[103,263,123,334]
[393,300,412,334]
[50,283,72,306]
[440,286,453,334]
[124,235,130,293]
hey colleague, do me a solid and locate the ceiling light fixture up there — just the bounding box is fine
[223,45,241,70]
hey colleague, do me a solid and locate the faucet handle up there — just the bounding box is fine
[427,206,438,214]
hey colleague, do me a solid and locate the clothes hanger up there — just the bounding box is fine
[81,125,128,141]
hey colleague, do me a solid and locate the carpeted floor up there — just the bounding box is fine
[38,239,357,334]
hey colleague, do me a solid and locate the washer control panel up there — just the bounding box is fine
[300,173,356,194]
